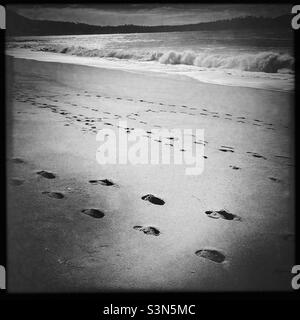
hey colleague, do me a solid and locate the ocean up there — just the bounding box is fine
[6,29,295,91]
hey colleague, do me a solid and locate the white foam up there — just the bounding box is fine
[7,41,294,74]
[6,48,294,92]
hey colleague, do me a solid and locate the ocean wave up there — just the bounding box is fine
[158,51,294,73]
[9,42,294,73]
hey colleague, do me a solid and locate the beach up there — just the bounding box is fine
[6,54,294,292]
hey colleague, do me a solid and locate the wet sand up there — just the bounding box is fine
[6,56,294,292]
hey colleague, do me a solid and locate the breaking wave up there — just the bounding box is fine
[9,42,294,74]
[157,51,294,74]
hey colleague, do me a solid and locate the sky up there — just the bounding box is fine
[10,4,291,27]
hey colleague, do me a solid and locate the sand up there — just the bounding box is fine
[6,55,294,292]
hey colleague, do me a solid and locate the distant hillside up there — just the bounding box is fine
[6,9,292,37]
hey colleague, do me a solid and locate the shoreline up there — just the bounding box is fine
[7,56,293,126]
[6,49,295,92]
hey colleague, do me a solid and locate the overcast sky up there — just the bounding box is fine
[10,4,291,26]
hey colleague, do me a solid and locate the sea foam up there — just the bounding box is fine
[7,42,294,74]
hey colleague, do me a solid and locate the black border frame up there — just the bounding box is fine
[0,0,299,311]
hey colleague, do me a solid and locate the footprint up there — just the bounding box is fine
[133,226,160,236]
[247,152,267,160]
[42,191,64,199]
[141,194,165,205]
[89,179,116,186]
[269,177,281,183]
[195,249,225,263]
[12,157,26,164]
[219,148,234,153]
[10,178,25,186]
[229,165,240,170]
[275,155,290,160]
[37,170,56,179]
[205,209,241,221]
[81,209,105,219]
